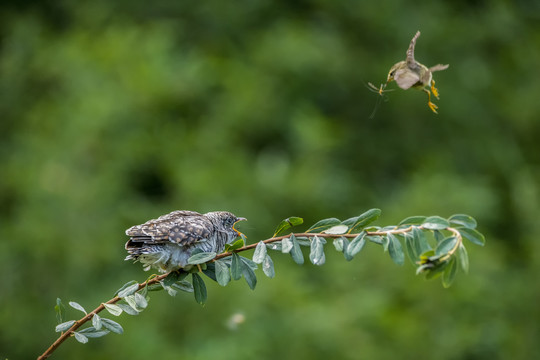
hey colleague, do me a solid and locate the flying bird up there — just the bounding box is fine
[125,210,246,272]
[387,31,449,113]
[375,31,449,113]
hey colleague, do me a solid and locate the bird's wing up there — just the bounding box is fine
[394,68,420,90]
[406,31,421,70]
[167,215,213,246]
[125,210,206,245]
[429,64,449,72]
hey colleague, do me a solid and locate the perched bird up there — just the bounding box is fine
[386,31,449,113]
[125,210,246,272]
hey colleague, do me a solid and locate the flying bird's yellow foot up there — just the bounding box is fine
[423,88,439,114]
[428,101,439,114]
[431,80,440,99]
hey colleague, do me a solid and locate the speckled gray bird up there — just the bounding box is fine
[125,210,246,272]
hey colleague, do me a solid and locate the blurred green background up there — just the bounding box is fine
[1,0,539,359]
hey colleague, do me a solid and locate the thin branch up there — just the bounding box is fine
[38,225,459,359]
[37,276,167,360]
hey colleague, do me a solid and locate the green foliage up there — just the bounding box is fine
[346,232,366,259]
[273,217,304,236]
[116,281,139,298]
[55,321,76,333]
[103,304,123,316]
[54,298,65,324]
[191,273,207,305]
[342,208,382,233]
[387,233,405,266]
[100,318,123,334]
[187,252,217,265]
[46,210,487,354]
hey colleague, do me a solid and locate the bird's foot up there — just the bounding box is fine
[431,80,440,99]
[428,101,439,114]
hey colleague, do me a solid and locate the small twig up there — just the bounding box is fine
[37,276,167,360]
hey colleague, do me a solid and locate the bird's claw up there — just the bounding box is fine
[431,80,440,99]
[428,101,439,114]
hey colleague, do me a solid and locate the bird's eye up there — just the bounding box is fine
[390,70,396,77]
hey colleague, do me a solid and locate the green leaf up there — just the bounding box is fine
[79,327,110,338]
[295,237,312,246]
[433,230,445,243]
[134,293,148,309]
[92,314,102,330]
[422,216,450,230]
[435,237,458,256]
[424,263,448,280]
[412,226,431,255]
[69,301,87,315]
[162,284,178,297]
[404,234,418,264]
[117,282,140,298]
[192,273,207,305]
[115,280,139,297]
[266,242,282,251]
[101,318,124,334]
[387,233,405,265]
[215,260,231,286]
[240,258,257,290]
[333,237,345,252]
[449,214,477,229]
[225,238,245,252]
[171,280,194,293]
[366,235,383,245]
[162,271,188,288]
[103,303,123,316]
[262,255,275,278]
[240,256,258,270]
[202,262,217,282]
[231,253,242,280]
[309,236,325,266]
[457,243,469,273]
[289,234,304,265]
[381,235,390,252]
[117,303,139,316]
[341,238,353,261]
[73,332,89,344]
[187,252,217,265]
[458,227,485,246]
[273,216,303,236]
[146,283,164,292]
[162,272,180,287]
[442,257,458,288]
[281,237,294,253]
[398,215,426,226]
[346,232,366,259]
[252,241,267,264]
[322,225,349,234]
[55,320,76,333]
[54,298,65,324]
[124,295,140,311]
[306,218,341,233]
[342,208,381,233]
